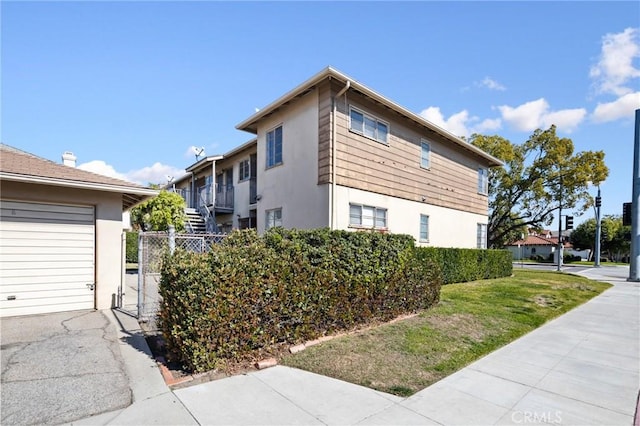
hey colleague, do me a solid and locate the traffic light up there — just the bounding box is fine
[565,216,574,230]
[623,202,632,226]
[595,196,601,208]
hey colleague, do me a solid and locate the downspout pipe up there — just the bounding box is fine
[330,80,350,229]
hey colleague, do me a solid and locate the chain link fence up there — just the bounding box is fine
[132,230,227,327]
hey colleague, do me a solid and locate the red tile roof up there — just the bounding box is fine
[508,234,571,248]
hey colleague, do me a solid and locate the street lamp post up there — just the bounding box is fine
[594,187,602,268]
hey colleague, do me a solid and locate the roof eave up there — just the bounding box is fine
[222,138,257,159]
[235,67,503,167]
[185,155,224,173]
[0,172,158,210]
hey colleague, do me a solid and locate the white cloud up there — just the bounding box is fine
[419,107,503,137]
[78,160,129,181]
[592,91,640,122]
[498,98,549,132]
[542,108,588,133]
[475,118,502,133]
[479,77,506,91]
[419,107,471,138]
[78,160,185,186]
[497,98,586,133]
[590,28,640,97]
[126,163,186,186]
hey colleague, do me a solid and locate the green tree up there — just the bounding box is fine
[570,219,596,253]
[130,190,187,232]
[470,126,608,248]
[601,215,631,261]
[571,215,630,262]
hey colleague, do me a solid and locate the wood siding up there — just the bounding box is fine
[317,80,333,184]
[320,87,490,216]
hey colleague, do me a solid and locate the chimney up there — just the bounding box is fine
[62,151,76,167]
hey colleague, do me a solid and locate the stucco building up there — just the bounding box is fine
[173,67,502,248]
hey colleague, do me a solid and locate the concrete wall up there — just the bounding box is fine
[255,89,329,232]
[334,185,487,248]
[1,181,124,310]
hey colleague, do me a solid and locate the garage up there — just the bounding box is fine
[0,200,96,317]
[0,143,157,317]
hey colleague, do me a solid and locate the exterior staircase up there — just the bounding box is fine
[184,208,206,233]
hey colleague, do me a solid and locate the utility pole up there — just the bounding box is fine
[629,109,640,281]
[557,204,563,272]
[594,187,602,268]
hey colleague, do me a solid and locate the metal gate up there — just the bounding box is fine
[119,230,226,326]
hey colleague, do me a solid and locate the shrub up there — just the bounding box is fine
[159,229,513,371]
[414,247,512,284]
[564,253,582,263]
[159,228,441,372]
[125,231,138,263]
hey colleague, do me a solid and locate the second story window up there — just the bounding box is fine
[478,167,488,195]
[421,140,431,169]
[349,107,388,145]
[266,125,283,169]
[239,159,250,182]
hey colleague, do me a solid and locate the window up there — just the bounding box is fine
[477,223,487,249]
[266,208,282,229]
[421,140,431,169]
[266,126,283,168]
[420,214,429,242]
[349,107,388,144]
[239,159,250,182]
[349,204,387,228]
[478,167,488,195]
[216,174,223,193]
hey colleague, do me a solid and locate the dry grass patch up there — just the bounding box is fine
[281,270,611,396]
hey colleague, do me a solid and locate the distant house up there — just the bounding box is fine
[0,144,156,317]
[506,229,589,261]
[172,67,502,248]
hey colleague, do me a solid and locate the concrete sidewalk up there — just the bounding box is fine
[74,266,639,425]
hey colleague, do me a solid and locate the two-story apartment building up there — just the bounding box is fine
[171,139,257,233]
[173,67,502,248]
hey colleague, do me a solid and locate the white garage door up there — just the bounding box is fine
[0,200,95,317]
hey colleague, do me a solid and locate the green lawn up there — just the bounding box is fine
[281,270,611,397]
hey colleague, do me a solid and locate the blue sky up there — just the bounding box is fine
[2,1,639,225]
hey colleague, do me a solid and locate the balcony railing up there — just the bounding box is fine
[249,177,257,204]
[197,183,234,211]
[174,188,193,208]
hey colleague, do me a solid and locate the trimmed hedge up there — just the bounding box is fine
[159,228,442,372]
[158,228,513,372]
[414,247,512,284]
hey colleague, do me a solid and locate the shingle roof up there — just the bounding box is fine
[0,144,157,210]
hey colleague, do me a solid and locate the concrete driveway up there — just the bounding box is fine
[1,310,132,425]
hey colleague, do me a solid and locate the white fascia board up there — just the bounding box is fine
[0,173,159,196]
[235,66,503,167]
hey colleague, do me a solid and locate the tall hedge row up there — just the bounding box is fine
[415,247,512,284]
[159,228,513,372]
[159,228,442,372]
